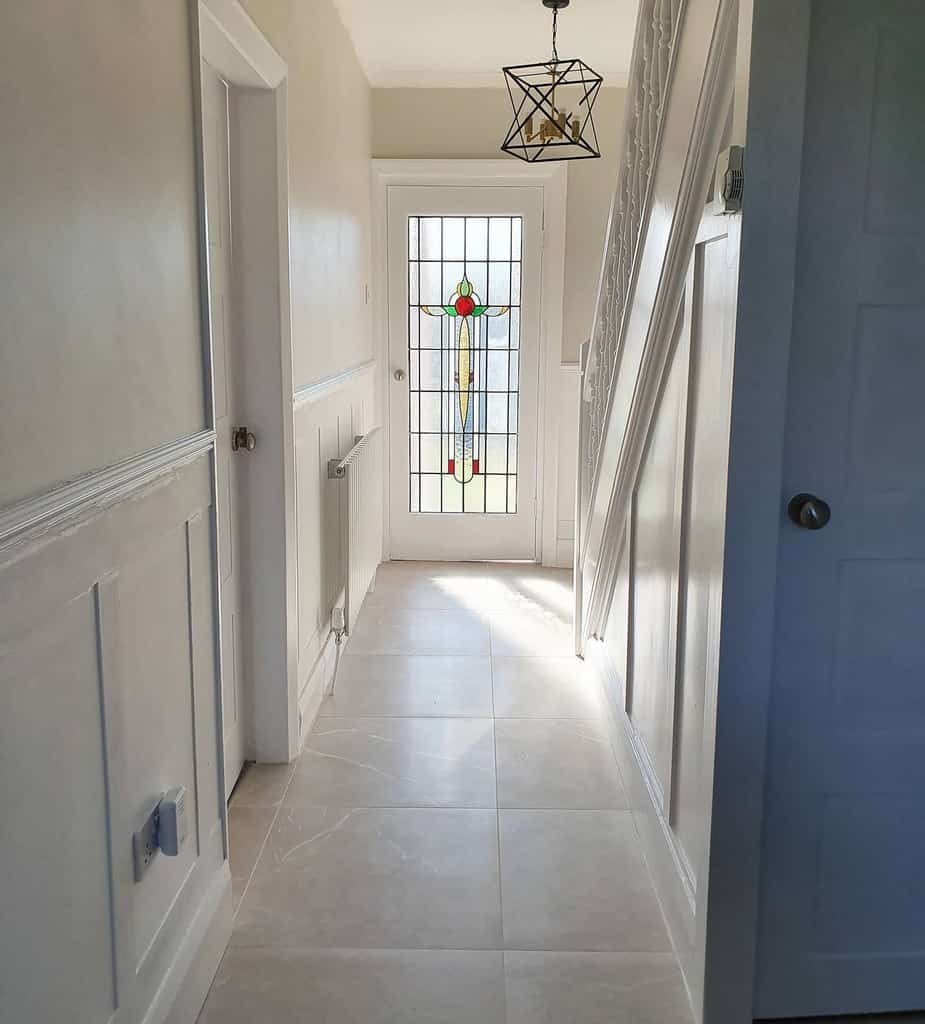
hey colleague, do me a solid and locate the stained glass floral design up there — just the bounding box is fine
[407,216,523,514]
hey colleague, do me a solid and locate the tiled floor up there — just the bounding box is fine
[200,561,692,1023]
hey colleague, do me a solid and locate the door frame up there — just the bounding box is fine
[371,159,567,566]
[193,0,300,772]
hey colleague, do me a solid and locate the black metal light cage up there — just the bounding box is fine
[501,0,603,163]
[502,58,603,162]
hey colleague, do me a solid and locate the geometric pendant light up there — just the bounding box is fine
[501,0,603,162]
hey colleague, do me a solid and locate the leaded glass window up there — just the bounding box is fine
[407,215,523,514]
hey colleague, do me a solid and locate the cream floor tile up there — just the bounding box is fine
[227,805,276,912]
[348,605,490,655]
[492,656,605,719]
[199,948,506,1024]
[367,561,573,618]
[489,605,574,657]
[504,951,692,1024]
[499,810,671,952]
[230,762,295,807]
[289,717,496,808]
[319,654,492,718]
[232,806,502,950]
[495,719,627,810]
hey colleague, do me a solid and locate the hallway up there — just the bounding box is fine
[200,561,692,1023]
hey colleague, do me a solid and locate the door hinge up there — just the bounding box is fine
[713,145,744,214]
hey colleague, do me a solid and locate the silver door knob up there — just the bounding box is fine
[393,368,406,382]
[232,426,256,452]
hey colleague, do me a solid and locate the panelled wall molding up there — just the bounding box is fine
[293,358,378,410]
[0,430,216,553]
[574,0,741,1021]
[0,449,230,1023]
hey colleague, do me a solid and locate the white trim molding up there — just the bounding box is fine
[0,430,215,553]
[199,0,286,87]
[371,158,568,566]
[292,359,378,410]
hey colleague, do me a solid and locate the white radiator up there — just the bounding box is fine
[328,427,382,633]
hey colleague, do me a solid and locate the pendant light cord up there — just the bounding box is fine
[551,5,559,62]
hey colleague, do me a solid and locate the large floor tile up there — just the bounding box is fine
[499,810,671,952]
[228,805,276,912]
[504,951,692,1024]
[348,605,490,655]
[320,654,492,718]
[230,762,295,807]
[289,717,496,808]
[489,605,573,657]
[368,562,573,617]
[492,656,605,719]
[233,806,502,949]
[199,948,506,1024]
[495,719,627,810]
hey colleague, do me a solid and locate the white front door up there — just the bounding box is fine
[387,185,544,561]
[202,61,246,796]
[754,1,925,1015]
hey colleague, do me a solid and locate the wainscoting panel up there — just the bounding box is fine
[0,448,229,1024]
[589,211,737,1021]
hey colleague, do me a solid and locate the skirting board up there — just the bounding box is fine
[298,627,339,745]
[154,864,232,1024]
[584,638,700,1020]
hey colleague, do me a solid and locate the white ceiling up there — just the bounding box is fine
[332,0,639,88]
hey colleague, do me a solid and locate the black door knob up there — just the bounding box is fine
[787,493,831,530]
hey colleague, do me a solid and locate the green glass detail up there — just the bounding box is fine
[471,305,487,316]
[442,305,458,316]
[458,277,472,297]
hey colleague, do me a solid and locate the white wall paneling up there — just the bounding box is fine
[575,1,740,1019]
[0,448,229,1024]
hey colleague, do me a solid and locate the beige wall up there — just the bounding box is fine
[371,87,625,362]
[242,0,373,389]
[0,1,207,506]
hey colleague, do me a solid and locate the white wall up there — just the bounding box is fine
[0,3,229,1022]
[241,0,374,387]
[0,1,207,508]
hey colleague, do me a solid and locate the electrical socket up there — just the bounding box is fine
[132,803,160,882]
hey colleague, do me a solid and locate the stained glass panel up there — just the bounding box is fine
[407,214,523,514]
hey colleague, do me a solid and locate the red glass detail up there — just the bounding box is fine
[448,458,455,474]
[473,459,480,475]
[454,296,475,316]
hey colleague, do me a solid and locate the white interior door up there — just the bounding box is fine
[202,62,246,796]
[754,2,925,1015]
[387,185,544,561]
